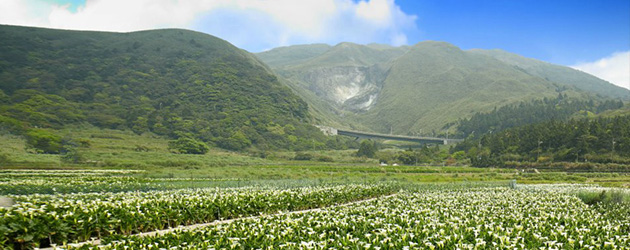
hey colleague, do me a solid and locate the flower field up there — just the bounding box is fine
[0,170,160,195]
[77,186,629,250]
[0,178,395,249]
[0,170,628,250]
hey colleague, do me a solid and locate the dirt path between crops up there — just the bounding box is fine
[42,193,397,250]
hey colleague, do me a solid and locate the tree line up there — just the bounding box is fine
[453,115,630,168]
[452,95,623,138]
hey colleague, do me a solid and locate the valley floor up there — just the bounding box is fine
[1,169,628,249]
[0,128,629,249]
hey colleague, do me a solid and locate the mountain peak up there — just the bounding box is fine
[335,42,361,48]
[413,41,459,49]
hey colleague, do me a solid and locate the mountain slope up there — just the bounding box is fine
[256,43,331,68]
[286,42,409,70]
[0,25,326,151]
[258,41,629,136]
[256,43,408,130]
[469,49,629,99]
[358,41,569,134]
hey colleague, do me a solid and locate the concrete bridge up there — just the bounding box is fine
[316,126,463,145]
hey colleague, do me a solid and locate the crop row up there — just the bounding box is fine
[0,169,143,175]
[519,183,630,195]
[0,184,395,249]
[83,187,630,249]
[0,176,168,195]
[1,174,369,195]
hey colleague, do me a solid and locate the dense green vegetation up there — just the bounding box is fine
[0,25,328,151]
[356,140,377,158]
[453,96,624,137]
[455,115,630,169]
[380,146,456,166]
[167,137,209,154]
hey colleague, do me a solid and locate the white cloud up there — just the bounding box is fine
[571,51,630,90]
[356,0,393,25]
[0,0,417,51]
[390,32,408,46]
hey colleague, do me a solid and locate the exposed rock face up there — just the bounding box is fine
[301,66,385,112]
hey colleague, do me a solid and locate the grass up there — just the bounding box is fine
[0,127,274,169]
[1,127,629,187]
[577,190,630,205]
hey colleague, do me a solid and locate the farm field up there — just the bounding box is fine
[1,129,629,249]
[0,170,395,248]
[0,170,629,249]
[2,128,629,187]
[92,186,630,250]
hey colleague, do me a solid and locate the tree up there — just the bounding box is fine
[356,140,377,158]
[168,137,209,154]
[25,129,63,154]
[395,150,417,165]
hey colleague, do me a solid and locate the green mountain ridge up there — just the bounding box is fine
[468,49,629,99]
[256,43,332,69]
[362,41,568,134]
[256,41,630,136]
[0,25,327,151]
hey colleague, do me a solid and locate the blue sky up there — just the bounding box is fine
[1,0,628,88]
[397,0,630,65]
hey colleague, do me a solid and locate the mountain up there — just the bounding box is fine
[256,43,331,68]
[0,25,326,151]
[469,49,630,99]
[257,42,409,129]
[256,41,630,135]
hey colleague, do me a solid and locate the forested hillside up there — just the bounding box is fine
[454,115,630,170]
[0,25,327,151]
[453,96,624,137]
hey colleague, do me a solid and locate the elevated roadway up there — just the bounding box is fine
[330,127,463,145]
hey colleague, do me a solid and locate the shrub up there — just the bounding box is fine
[293,152,313,161]
[77,138,92,148]
[61,147,85,163]
[316,155,334,162]
[577,190,628,205]
[25,129,63,154]
[395,150,417,165]
[0,153,11,166]
[451,151,466,160]
[0,115,26,134]
[168,137,209,154]
[134,145,150,152]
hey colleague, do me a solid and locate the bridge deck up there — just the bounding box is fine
[336,129,462,145]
